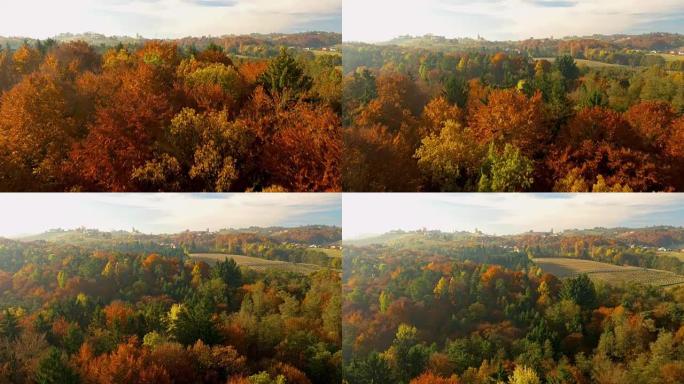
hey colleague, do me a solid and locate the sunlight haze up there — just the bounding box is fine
[343,194,684,239]
[0,193,341,237]
[343,0,684,42]
[0,0,341,39]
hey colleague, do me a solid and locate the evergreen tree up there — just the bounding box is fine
[34,348,79,384]
[560,274,597,309]
[258,47,312,100]
[0,309,19,340]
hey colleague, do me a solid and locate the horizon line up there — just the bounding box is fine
[342,31,683,44]
[5,224,342,240]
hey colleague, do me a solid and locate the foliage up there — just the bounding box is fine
[0,228,341,383]
[342,39,684,191]
[0,38,341,191]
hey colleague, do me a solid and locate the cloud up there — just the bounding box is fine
[343,0,684,42]
[342,193,684,239]
[0,193,341,237]
[0,0,341,38]
[526,0,577,8]
[186,0,238,7]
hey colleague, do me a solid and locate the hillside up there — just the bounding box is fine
[0,31,342,53]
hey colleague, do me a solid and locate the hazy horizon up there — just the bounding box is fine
[344,31,683,45]
[0,193,341,238]
[0,30,341,40]
[343,194,684,239]
[9,223,342,240]
[343,0,684,42]
[0,0,341,40]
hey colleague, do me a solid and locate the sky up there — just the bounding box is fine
[0,0,341,39]
[343,193,684,239]
[343,0,684,42]
[0,193,341,238]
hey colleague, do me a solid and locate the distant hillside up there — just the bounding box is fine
[383,32,684,51]
[17,228,146,243]
[345,229,484,247]
[347,226,684,249]
[17,225,342,247]
[0,31,342,51]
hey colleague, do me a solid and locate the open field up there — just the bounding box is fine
[190,253,323,274]
[659,53,684,62]
[316,248,342,258]
[535,57,630,69]
[657,250,684,262]
[534,257,684,287]
[311,49,340,56]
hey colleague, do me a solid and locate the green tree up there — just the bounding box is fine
[167,301,220,346]
[0,310,19,340]
[345,68,377,106]
[34,348,79,384]
[391,324,431,383]
[258,47,312,100]
[555,55,579,84]
[478,144,534,192]
[443,75,468,108]
[560,274,597,309]
[211,257,242,289]
[345,352,394,384]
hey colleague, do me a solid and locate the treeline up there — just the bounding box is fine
[515,234,684,277]
[343,43,684,191]
[0,38,341,191]
[172,228,342,268]
[343,244,684,383]
[520,38,684,68]
[0,241,341,383]
[0,32,341,55]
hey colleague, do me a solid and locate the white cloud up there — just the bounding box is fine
[0,0,341,38]
[0,193,341,237]
[342,193,684,239]
[343,0,684,42]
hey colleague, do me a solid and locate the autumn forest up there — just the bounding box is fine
[0,225,342,383]
[0,32,341,192]
[4,0,684,382]
[343,226,684,383]
[343,33,684,191]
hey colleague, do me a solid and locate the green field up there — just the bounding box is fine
[189,253,322,274]
[534,257,684,288]
[316,247,342,258]
[535,57,630,69]
[657,250,684,262]
[311,49,340,57]
[659,53,684,62]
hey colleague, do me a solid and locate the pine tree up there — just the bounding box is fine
[0,309,19,340]
[258,47,312,101]
[34,348,79,384]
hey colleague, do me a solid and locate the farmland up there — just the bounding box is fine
[534,257,684,287]
[656,250,684,261]
[190,252,324,274]
[659,53,684,62]
[316,247,343,258]
[535,57,630,68]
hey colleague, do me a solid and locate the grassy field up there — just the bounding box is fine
[535,57,630,69]
[190,253,322,274]
[656,250,684,262]
[534,257,684,288]
[317,248,342,258]
[659,53,684,62]
[311,49,341,57]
